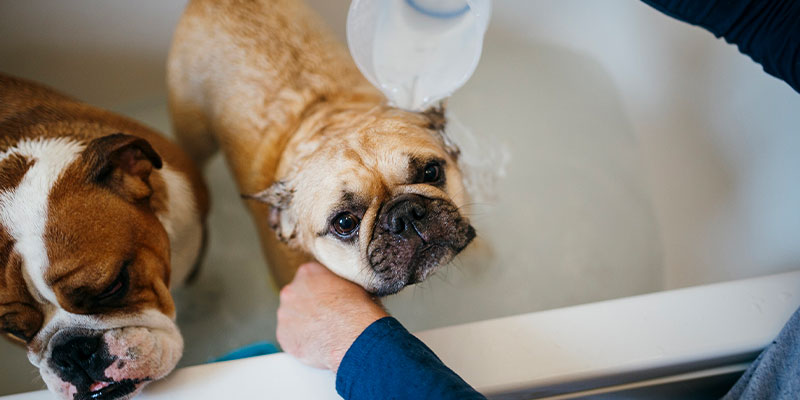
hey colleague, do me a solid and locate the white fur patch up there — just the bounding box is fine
[155,166,202,287]
[0,138,85,305]
[314,239,380,290]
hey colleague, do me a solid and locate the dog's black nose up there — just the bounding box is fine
[50,335,106,388]
[383,194,429,238]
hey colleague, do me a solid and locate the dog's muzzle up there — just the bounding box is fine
[367,194,475,295]
[47,329,147,400]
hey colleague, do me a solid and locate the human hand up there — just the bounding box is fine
[276,262,389,372]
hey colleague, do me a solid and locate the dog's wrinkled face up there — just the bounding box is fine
[253,106,475,295]
[0,134,183,400]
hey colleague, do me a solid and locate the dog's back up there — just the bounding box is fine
[168,0,389,286]
[167,0,475,290]
[168,0,381,186]
[1,74,206,180]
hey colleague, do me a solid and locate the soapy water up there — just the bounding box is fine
[445,109,510,204]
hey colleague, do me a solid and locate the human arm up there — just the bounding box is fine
[640,0,800,93]
[275,262,388,371]
[275,262,486,400]
[335,315,486,400]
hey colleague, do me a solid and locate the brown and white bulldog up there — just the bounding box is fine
[0,74,208,400]
[168,0,476,295]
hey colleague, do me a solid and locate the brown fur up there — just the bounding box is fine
[0,225,42,345]
[0,154,34,193]
[0,73,209,341]
[0,75,209,214]
[45,160,174,317]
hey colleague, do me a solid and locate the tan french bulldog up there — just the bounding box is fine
[168,0,475,295]
[0,74,208,400]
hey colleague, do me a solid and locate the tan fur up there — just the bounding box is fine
[169,0,471,289]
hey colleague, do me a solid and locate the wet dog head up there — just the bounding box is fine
[0,134,184,399]
[250,104,475,295]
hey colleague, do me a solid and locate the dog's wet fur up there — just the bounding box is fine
[169,0,476,293]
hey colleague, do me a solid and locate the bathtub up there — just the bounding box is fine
[1,0,799,398]
[4,270,799,399]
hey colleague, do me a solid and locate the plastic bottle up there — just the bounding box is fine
[347,0,492,111]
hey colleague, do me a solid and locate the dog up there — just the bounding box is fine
[168,0,476,295]
[168,0,475,296]
[0,74,208,400]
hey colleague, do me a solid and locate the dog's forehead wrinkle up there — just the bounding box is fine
[337,190,367,211]
[340,148,363,164]
[45,258,85,288]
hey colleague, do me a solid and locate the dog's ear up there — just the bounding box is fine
[82,133,163,202]
[422,101,447,132]
[0,233,43,346]
[243,180,298,245]
[422,101,460,161]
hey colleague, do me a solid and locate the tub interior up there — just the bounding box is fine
[1,0,799,395]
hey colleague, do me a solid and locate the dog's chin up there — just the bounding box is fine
[370,244,456,296]
[40,366,150,400]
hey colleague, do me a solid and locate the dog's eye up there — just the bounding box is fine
[422,162,442,183]
[97,261,131,303]
[331,212,360,238]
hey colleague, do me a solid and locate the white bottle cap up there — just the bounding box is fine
[347,0,491,111]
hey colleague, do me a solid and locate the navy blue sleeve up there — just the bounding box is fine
[722,306,800,399]
[335,317,486,400]
[641,0,800,93]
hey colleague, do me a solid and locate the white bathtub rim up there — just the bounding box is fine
[2,269,798,399]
